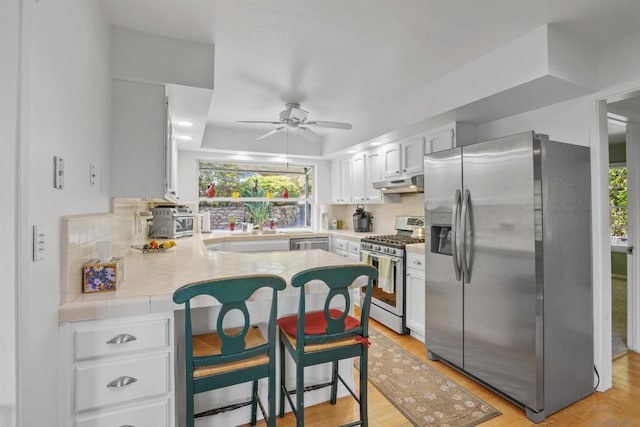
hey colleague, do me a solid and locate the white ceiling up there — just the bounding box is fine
[101,0,640,152]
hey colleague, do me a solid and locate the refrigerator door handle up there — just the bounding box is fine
[461,188,472,284]
[451,189,462,281]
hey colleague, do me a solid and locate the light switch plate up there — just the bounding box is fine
[33,224,45,261]
[90,163,96,186]
[54,156,64,189]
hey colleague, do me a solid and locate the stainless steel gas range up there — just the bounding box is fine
[359,216,425,334]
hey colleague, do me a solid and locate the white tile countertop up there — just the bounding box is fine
[200,229,368,243]
[59,236,365,323]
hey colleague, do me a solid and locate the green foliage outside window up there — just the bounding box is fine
[609,166,627,237]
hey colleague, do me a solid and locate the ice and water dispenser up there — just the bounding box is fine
[430,211,453,256]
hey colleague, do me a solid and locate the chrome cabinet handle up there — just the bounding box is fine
[119,425,135,427]
[106,333,137,345]
[451,189,462,281]
[107,376,138,388]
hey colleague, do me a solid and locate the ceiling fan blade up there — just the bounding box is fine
[236,120,283,125]
[256,126,285,140]
[303,120,352,130]
[296,126,322,143]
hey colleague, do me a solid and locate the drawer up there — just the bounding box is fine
[75,319,168,360]
[75,399,169,427]
[75,353,168,412]
[334,239,347,250]
[407,252,425,271]
[347,241,360,255]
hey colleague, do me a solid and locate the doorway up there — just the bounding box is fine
[606,95,640,360]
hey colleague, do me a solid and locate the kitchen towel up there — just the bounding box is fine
[360,249,372,264]
[377,255,394,293]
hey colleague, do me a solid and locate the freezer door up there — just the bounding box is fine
[424,148,464,368]
[462,132,541,410]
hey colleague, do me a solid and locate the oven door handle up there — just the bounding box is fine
[451,189,462,281]
[368,254,401,263]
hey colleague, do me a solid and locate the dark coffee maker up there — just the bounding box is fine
[353,204,373,232]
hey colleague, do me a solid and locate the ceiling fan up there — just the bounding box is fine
[236,103,352,141]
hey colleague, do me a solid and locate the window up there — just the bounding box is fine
[609,165,627,244]
[198,161,313,230]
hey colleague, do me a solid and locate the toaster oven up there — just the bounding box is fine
[149,205,195,238]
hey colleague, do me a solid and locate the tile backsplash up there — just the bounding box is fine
[61,198,152,304]
[325,193,424,234]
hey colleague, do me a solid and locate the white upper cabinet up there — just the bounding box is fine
[331,158,352,204]
[365,149,383,203]
[382,136,426,178]
[351,149,383,204]
[401,136,426,175]
[425,122,477,154]
[111,80,177,201]
[382,143,402,178]
[351,153,366,202]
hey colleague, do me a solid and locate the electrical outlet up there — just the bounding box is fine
[90,163,96,186]
[54,156,64,189]
[33,224,46,261]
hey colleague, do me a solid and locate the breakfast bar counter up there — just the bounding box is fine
[59,236,362,322]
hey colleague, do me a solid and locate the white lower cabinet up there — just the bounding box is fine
[61,313,175,427]
[405,251,425,342]
[75,399,169,427]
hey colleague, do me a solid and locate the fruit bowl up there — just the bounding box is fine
[131,240,176,254]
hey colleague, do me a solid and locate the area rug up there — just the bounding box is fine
[359,330,501,427]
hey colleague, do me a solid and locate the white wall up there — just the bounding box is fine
[0,1,20,425]
[21,0,112,425]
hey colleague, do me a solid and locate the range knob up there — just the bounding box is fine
[375,245,380,251]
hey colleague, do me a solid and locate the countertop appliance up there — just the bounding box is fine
[149,205,195,238]
[424,131,593,423]
[359,215,425,334]
[353,204,373,232]
[289,236,329,251]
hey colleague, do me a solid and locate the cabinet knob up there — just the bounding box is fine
[413,260,422,266]
[106,333,137,345]
[403,169,407,172]
[107,376,138,388]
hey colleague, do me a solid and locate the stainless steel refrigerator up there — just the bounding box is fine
[424,131,593,423]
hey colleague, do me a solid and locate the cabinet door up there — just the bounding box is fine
[365,150,383,202]
[405,268,425,342]
[340,159,352,203]
[402,136,425,175]
[382,143,402,178]
[351,153,366,202]
[426,127,455,154]
[331,160,342,203]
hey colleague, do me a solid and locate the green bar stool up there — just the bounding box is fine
[173,274,286,427]
[277,264,378,427]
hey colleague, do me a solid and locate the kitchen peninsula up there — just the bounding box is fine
[59,228,366,427]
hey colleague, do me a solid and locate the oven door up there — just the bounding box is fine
[361,252,404,316]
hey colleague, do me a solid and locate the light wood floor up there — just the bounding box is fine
[259,318,640,427]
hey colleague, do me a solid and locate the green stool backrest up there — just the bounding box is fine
[173,274,286,368]
[290,264,378,345]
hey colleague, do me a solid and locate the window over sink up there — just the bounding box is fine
[198,161,314,230]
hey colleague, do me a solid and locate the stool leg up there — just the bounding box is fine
[296,356,305,427]
[268,354,276,427]
[251,380,258,425]
[330,360,339,404]
[360,350,368,427]
[279,339,286,418]
[186,379,194,427]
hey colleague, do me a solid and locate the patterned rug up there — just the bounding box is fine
[359,330,501,427]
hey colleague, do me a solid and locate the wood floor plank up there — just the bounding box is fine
[254,317,640,426]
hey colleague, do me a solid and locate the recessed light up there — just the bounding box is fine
[370,142,383,146]
[177,135,193,141]
[347,150,357,154]
[176,121,194,127]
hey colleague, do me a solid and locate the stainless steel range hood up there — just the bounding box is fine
[372,174,424,193]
